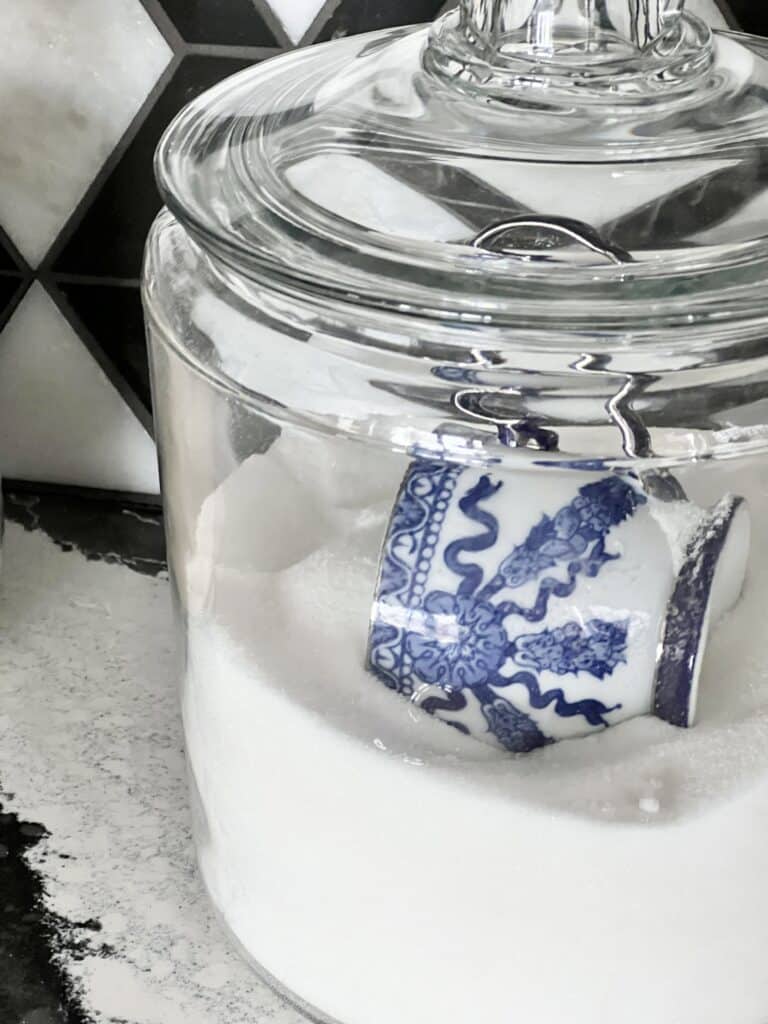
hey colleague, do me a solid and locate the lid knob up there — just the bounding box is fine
[428,0,711,97]
[461,0,685,59]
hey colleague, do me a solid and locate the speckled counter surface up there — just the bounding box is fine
[0,489,305,1024]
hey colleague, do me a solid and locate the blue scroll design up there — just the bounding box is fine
[368,463,646,752]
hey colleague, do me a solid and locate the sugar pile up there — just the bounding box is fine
[183,436,768,1024]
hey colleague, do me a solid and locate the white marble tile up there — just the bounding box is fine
[265,0,331,43]
[0,0,172,267]
[0,283,159,493]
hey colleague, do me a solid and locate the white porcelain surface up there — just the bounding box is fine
[0,283,159,493]
[0,0,171,266]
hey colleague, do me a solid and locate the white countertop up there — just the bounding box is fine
[0,518,306,1024]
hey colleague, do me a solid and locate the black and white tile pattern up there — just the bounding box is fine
[0,0,746,497]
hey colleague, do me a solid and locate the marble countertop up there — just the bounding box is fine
[0,489,306,1024]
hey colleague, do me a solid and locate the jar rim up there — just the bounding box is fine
[144,209,768,470]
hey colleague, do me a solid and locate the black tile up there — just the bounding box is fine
[158,0,278,46]
[57,283,151,412]
[0,236,20,273]
[0,274,23,315]
[728,1,768,34]
[316,0,446,40]
[53,55,255,280]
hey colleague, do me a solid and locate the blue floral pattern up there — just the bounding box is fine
[489,476,641,594]
[368,462,647,752]
[482,697,552,754]
[511,620,629,679]
[405,593,508,690]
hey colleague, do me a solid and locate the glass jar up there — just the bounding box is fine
[143,3,768,1022]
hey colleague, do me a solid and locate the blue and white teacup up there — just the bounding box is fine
[367,461,750,753]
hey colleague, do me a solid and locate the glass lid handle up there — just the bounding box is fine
[461,0,686,55]
[427,0,712,91]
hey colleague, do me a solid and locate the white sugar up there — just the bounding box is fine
[639,796,661,814]
[185,442,768,1024]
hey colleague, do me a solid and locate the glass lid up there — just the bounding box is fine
[156,0,768,334]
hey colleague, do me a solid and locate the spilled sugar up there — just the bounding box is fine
[0,522,305,1023]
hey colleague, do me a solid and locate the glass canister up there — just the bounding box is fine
[143,3,768,1022]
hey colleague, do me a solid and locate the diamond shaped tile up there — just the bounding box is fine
[724,0,766,30]
[0,275,24,318]
[266,0,331,43]
[0,274,19,301]
[0,233,21,273]
[53,55,255,280]
[0,283,159,493]
[0,233,28,332]
[57,283,151,413]
[159,0,278,46]
[315,0,446,40]
[0,274,26,333]
[0,0,172,268]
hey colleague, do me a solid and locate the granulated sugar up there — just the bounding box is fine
[183,443,768,1024]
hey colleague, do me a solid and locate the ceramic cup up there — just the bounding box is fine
[368,460,750,753]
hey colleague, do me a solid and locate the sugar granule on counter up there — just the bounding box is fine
[0,522,305,1024]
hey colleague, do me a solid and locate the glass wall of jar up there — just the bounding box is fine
[145,196,768,1024]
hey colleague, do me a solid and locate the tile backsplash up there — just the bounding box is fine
[0,0,745,498]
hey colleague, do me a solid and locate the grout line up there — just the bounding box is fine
[136,0,186,53]
[0,224,33,278]
[251,0,296,49]
[41,276,155,440]
[184,42,280,59]
[51,275,142,289]
[0,278,32,338]
[299,0,345,46]
[2,477,163,510]
[38,53,184,275]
